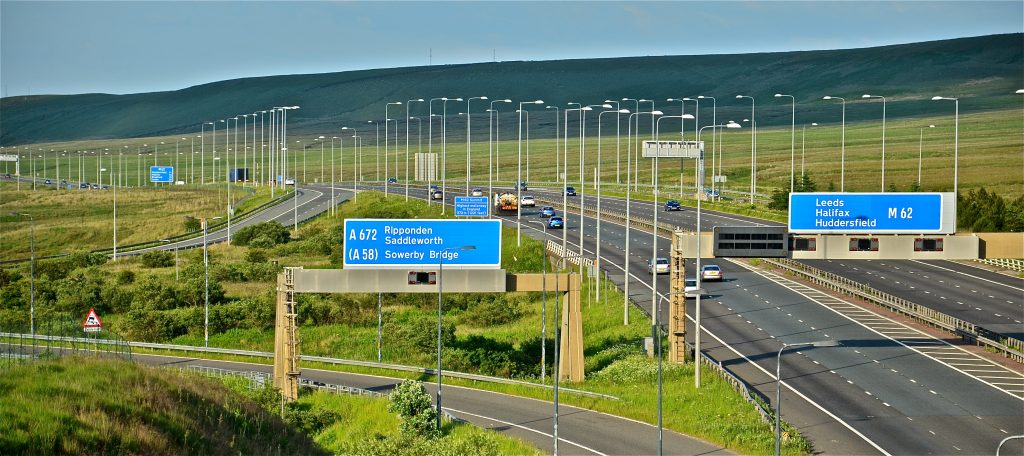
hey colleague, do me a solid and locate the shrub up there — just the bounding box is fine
[391,314,454,354]
[182,216,202,233]
[244,248,268,264]
[459,296,522,326]
[284,403,342,435]
[140,250,174,268]
[387,380,437,437]
[767,189,789,210]
[232,221,290,247]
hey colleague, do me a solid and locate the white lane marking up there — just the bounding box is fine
[445,407,606,455]
[910,260,1024,292]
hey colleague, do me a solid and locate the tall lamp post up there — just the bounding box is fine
[528,220,550,383]
[736,95,757,202]
[202,216,224,348]
[651,112,679,341]
[436,245,476,431]
[822,96,847,191]
[465,96,488,195]
[694,123,740,390]
[517,100,544,245]
[546,105,560,183]
[931,96,959,196]
[774,94,797,193]
[441,97,463,214]
[12,213,35,336]
[863,94,887,191]
[385,101,403,197]
[406,98,424,200]
[918,124,935,186]
[697,96,718,198]
[596,108,630,300]
[488,99,511,205]
[776,340,839,456]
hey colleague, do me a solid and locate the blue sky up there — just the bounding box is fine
[1,1,1021,97]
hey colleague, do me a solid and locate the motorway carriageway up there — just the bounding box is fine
[379,183,1023,455]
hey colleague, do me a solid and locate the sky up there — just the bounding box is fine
[1,1,1021,97]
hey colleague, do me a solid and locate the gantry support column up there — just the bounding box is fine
[273,267,300,401]
[669,229,688,363]
[559,272,584,382]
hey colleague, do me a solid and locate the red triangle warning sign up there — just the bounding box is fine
[82,308,103,328]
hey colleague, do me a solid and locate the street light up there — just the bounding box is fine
[775,94,797,193]
[694,122,740,391]
[385,101,403,197]
[488,99,512,205]
[932,96,960,195]
[776,340,840,456]
[441,97,463,214]
[736,95,757,202]
[918,124,935,186]
[697,96,719,199]
[465,96,487,196]
[436,245,476,431]
[802,123,818,178]
[528,220,550,383]
[596,108,630,301]
[406,98,425,200]
[517,100,544,245]
[863,94,887,191]
[546,105,560,183]
[822,96,847,191]
[11,212,35,336]
[202,216,224,348]
[651,112,679,342]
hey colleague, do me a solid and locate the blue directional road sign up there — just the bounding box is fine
[454,197,490,217]
[343,219,502,269]
[789,192,955,234]
[150,166,174,183]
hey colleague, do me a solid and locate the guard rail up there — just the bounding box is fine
[975,258,1024,272]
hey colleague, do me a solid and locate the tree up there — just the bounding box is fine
[768,189,789,210]
[387,380,437,437]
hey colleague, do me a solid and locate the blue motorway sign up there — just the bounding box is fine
[454,196,490,217]
[789,192,955,234]
[343,219,502,269]
[150,166,174,183]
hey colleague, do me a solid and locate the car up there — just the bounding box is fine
[700,264,723,282]
[563,186,577,196]
[685,278,702,299]
[471,188,483,197]
[648,257,670,275]
[518,181,528,191]
[547,216,564,229]
[91,184,100,189]
[3,173,11,179]
[431,189,444,200]
[387,177,398,184]
[284,178,295,185]
[521,195,536,207]
[664,200,682,211]
[540,206,556,218]
[102,186,109,190]
[60,179,67,185]
[44,179,52,185]
[80,182,90,189]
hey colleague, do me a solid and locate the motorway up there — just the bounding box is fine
[15,176,1021,454]
[388,183,1023,455]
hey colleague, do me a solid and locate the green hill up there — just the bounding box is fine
[0,357,326,455]
[1,33,1021,145]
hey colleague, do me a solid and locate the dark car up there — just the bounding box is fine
[665,200,682,211]
[387,177,398,184]
[540,206,556,218]
[3,173,11,179]
[80,182,90,189]
[60,179,67,185]
[547,216,565,229]
[563,186,577,196]
[44,179,52,185]
[518,181,528,191]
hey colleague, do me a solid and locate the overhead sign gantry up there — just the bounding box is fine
[789,192,955,234]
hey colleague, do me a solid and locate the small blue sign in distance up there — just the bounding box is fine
[150,166,174,183]
[789,192,953,234]
[455,196,490,217]
[344,219,502,269]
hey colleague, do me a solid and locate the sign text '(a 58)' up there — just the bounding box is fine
[343,219,502,269]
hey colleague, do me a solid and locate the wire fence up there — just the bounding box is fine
[0,313,132,369]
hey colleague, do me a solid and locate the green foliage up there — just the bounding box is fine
[131,275,178,311]
[183,215,202,233]
[591,354,687,384]
[390,314,455,355]
[797,173,818,193]
[116,269,136,285]
[909,181,922,192]
[245,248,268,264]
[298,293,378,327]
[284,403,343,436]
[767,189,789,210]
[34,252,107,279]
[458,294,524,327]
[957,187,1023,232]
[140,250,174,268]
[387,380,438,438]
[232,221,290,247]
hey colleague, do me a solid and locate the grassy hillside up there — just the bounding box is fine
[0,357,325,455]
[1,34,1020,145]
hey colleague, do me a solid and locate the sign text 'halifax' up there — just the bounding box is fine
[789,192,955,234]
[344,219,501,269]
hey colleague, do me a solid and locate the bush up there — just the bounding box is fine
[182,216,202,233]
[232,221,290,247]
[244,248,268,264]
[140,250,174,268]
[767,189,789,211]
[391,314,454,354]
[115,269,136,285]
[284,402,342,435]
[35,252,107,279]
[459,296,522,327]
[387,380,437,437]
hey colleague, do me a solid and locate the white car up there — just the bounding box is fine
[685,278,702,299]
[284,178,296,185]
[648,257,670,275]
[700,264,723,282]
[471,188,484,197]
[521,195,536,207]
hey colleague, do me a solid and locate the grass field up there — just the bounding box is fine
[0,357,323,455]
[8,107,1021,205]
[0,183,286,260]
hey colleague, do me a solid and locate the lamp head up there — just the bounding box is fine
[533,100,544,104]
[479,96,488,100]
[862,94,872,98]
[601,103,612,108]
[725,122,741,129]
[666,98,678,102]
[823,96,832,100]
[697,95,707,99]
[736,95,744,99]
[618,109,630,114]
[651,110,664,116]
[502,99,512,102]
[682,113,695,119]
[811,122,818,126]
[929,124,935,128]
[774,93,783,97]
[455,98,464,101]
[581,106,593,111]
[682,97,694,101]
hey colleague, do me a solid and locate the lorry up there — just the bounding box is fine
[494,192,518,214]
[229,168,250,182]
